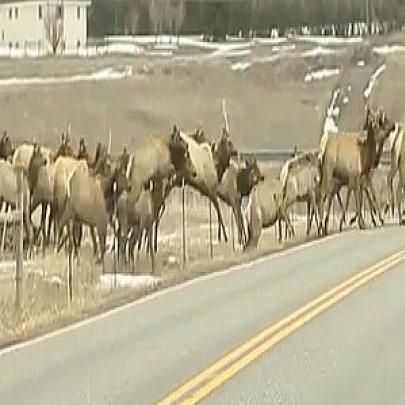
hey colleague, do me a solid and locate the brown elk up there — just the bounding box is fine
[320,107,392,235]
[244,177,294,249]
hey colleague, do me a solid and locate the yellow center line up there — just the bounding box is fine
[156,249,405,405]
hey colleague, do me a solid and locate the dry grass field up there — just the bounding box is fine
[1,33,405,344]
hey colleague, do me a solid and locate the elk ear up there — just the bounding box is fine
[172,125,179,141]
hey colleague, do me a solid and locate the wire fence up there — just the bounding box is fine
[0,150,395,310]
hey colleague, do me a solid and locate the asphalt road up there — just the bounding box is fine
[1,226,405,405]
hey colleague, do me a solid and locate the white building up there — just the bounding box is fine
[0,0,91,54]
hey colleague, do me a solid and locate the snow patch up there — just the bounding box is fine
[304,68,339,82]
[272,44,296,52]
[76,43,144,57]
[254,37,287,45]
[0,65,133,87]
[145,50,173,57]
[323,88,341,135]
[364,64,386,99]
[211,48,251,59]
[98,274,161,291]
[251,55,280,65]
[0,45,46,58]
[373,45,405,55]
[296,35,363,45]
[302,46,338,57]
[231,62,251,72]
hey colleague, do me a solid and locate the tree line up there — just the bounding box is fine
[88,0,405,38]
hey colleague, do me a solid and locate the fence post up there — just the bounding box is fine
[181,179,187,269]
[209,201,213,258]
[108,128,112,154]
[67,230,73,304]
[15,168,24,311]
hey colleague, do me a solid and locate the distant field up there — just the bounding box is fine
[0,34,396,153]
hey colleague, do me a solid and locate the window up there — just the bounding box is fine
[56,5,63,19]
[38,5,42,20]
[77,6,80,20]
[15,41,19,49]
[77,39,81,48]
[8,8,12,19]
[1,31,4,41]
[14,7,18,19]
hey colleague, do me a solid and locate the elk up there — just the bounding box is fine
[320,107,391,235]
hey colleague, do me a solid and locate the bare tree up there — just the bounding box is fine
[148,0,185,43]
[124,0,148,34]
[125,2,139,34]
[149,0,165,42]
[166,0,185,42]
[44,1,64,54]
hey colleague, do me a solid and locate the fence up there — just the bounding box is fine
[0,168,24,311]
[0,148,392,307]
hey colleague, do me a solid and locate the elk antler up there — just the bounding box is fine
[222,99,230,134]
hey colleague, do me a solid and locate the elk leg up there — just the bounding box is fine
[397,179,404,225]
[313,199,321,235]
[306,201,312,236]
[284,214,288,240]
[29,200,41,246]
[153,220,158,253]
[387,160,397,217]
[335,189,345,224]
[96,226,107,273]
[128,228,138,273]
[323,193,333,236]
[67,219,75,268]
[342,189,352,230]
[57,207,70,253]
[368,180,384,226]
[136,229,143,269]
[233,201,245,246]
[364,186,378,228]
[57,232,68,253]
[89,226,98,258]
[212,197,228,243]
[148,227,155,274]
[154,203,166,253]
[23,209,33,257]
[47,203,55,247]
[355,183,365,230]
[40,203,48,255]
[73,222,82,252]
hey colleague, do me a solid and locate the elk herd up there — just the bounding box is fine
[0,104,402,274]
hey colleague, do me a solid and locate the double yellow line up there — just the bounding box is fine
[156,249,405,405]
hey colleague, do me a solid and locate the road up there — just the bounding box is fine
[1,226,405,405]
